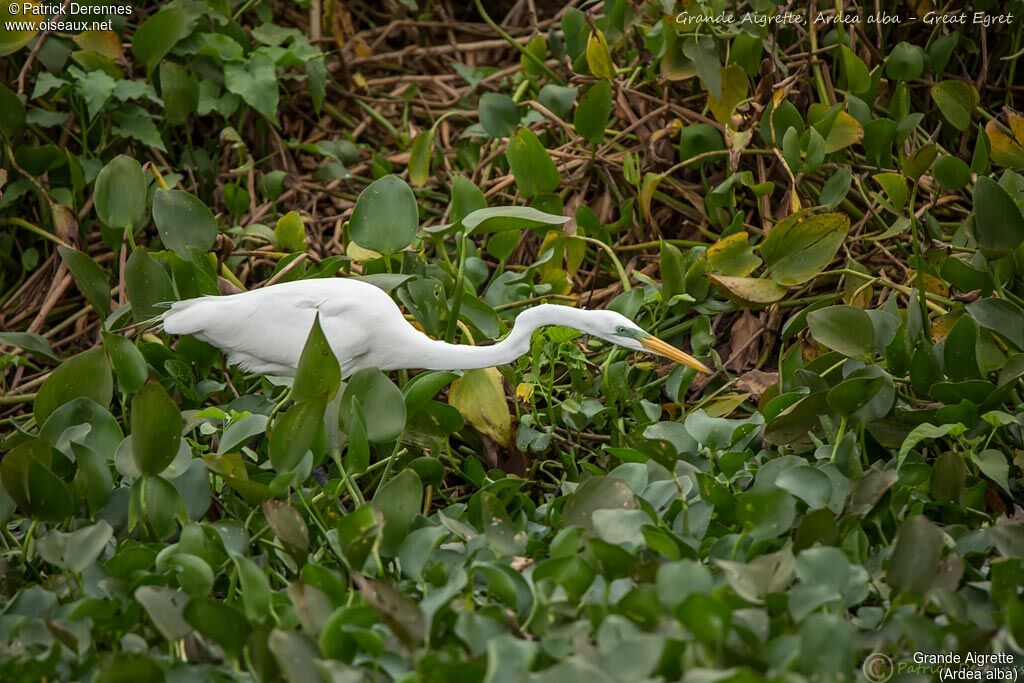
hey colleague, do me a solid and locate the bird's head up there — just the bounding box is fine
[580,310,712,374]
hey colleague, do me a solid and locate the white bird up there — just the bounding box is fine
[161,278,711,377]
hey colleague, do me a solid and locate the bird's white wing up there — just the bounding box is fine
[162,281,364,374]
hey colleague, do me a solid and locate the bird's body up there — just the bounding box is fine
[161,278,709,377]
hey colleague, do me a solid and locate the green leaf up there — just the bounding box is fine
[562,477,636,529]
[408,128,434,187]
[448,368,511,447]
[451,175,487,224]
[0,82,27,138]
[885,42,924,81]
[761,211,850,285]
[58,246,111,317]
[463,206,568,234]
[505,128,560,199]
[707,64,748,124]
[132,7,190,71]
[263,500,310,563]
[373,469,423,557]
[159,61,198,126]
[682,35,721,98]
[585,30,615,80]
[807,306,874,362]
[872,172,908,213]
[707,275,787,307]
[94,154,147,231]
[34,347,112,425]
[269,396,327,472]
[274,210,306,252]
[134,585,192,640]
[775,466,833,509]
[838,45,870,95]
[349,174,419,253]
[573,81,612,143]
[736,487,797,540]
[224,52,279,121]
[971,176,1024,256]
[232,554,272,622]
[930,80,979,131]
[268,629,321,683]
[125,247,175,323]
[971,449,1011,495]
[337,503,382,570]
[0,332,59,362]
[36,521,113,573]
[340,368,406,443]
[479,93,520,138]
[183,598,251,660]
[292,314,341,402]
[102,332,148,394]
[131,382,184,477]
[152,189,218,259]
[933,155,971,190]
[887,515,943,594]
[819,167,852,208]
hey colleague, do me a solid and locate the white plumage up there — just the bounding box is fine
[161,278,710,377]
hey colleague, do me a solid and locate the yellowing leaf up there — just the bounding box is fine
[73,30,123,60]
[707,275,787,307]
[586,30,616,80]
[823,111,863,153]
[706,231,762,277]
[985,119,1024,168]
[707,64,748,124]
[449,368,511,446]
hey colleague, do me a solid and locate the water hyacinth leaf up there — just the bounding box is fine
[586,30,615,80]
[125,247,176,323]
[58,246,111,317]
[807,306,874,362]
[263,500,310,563]
[838,45,870,95]
[933,155,971,190]
[94,154,147,230]
[36,521,113,573]
[887,515,943,594]
[373,469,423,557]
[101,331,148,394]
[349,174,419,253]
[337,503,382,570]
[707,64,748,124]
[232,554,272,622]
[971,176,1024,256]
[183,598,251,660]
[269,395,326,472]
[505,128,560,198]
[479,93,519,138]
[0,332,59,362]
[340,368,406,443]
[131,381,184,477]
[706,231,761,277]
[132,7,190,71]
[224,52,279,122]
[761,212,850,285]
[34,346,112,425]
[291,313,341,402]
[159,61,198,126]
[134,585,192,640]
[274,211,305,252]
[152,189,218,259]
[573,80,612,143]
[737,487,797,540]
[448,367,511,446]
[775,466,832,509]
[930,80,979,131]
[707,275,787,306]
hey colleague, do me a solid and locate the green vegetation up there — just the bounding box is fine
[1,1,1024,681]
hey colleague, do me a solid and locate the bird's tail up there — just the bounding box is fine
[159,297,216,335]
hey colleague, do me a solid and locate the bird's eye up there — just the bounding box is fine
[615,325,627,334]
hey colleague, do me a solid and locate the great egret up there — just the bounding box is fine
[161,278,711,376]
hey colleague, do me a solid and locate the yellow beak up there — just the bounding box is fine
[639,336,712,374]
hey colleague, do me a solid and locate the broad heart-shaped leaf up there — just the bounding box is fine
[152,189,218,259]
[448,367,511,447]
[36,520,113,573]
[269,395,327,472]
[224,52,279,122]
[131,7,190,72]
[761,211,850,285]
[102,331,148,394]
[131,381,184,477]
[349,174,419,253]
[930,80,979,131]
[736,487,797,540]
[479,93,520,138]
[971,176,1024,256]
[775,466,832,509]
[125,247,175,323]
[707,275,787,307]
[183,598,251,660]
[887,515,943,594]
[463,206,568,234]
[291,314,341,402]
[58,246,111,317]
[34,346,112,425]
[505,128,560,199]
[373,469,423,557]
[573,80,612,143]
[262,500,309,563]
[807,306,874,362]
[340,368,406,443]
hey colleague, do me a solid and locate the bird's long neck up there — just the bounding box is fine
[406,304,593,371]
